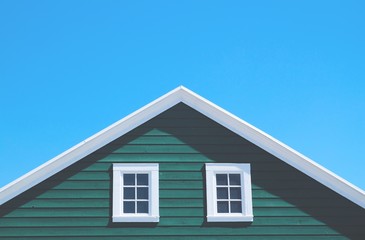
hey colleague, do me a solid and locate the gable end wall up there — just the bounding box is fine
[1,103,364,239]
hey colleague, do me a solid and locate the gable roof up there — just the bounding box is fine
[1,86,364,208]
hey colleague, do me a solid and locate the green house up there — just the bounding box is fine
[1,86,364,239]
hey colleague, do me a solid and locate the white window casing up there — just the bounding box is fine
[205,163,253,222]
[112,163,159,222]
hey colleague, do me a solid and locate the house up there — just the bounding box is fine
[0,86,364,239]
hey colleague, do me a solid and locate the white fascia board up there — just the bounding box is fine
[1,86,364,209]
[0,87,184,205]
[179,86,365,209]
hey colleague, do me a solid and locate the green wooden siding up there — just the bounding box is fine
[0,103,364,239]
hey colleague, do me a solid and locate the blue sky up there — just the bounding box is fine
[0,1,364,191]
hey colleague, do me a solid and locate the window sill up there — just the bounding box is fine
[207,215,253,222]
[112,215,160,223]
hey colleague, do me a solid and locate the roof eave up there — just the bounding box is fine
[180,86,365,208]
[0,86,184,205]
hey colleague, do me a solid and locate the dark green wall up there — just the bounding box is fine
[1,103,364,239]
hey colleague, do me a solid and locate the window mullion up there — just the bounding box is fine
[227,175,231,213]
[134,174,137,214]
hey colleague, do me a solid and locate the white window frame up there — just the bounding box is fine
[112,163,159,222]
[205,163,253,222]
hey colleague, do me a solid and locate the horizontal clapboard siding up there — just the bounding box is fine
[1,103,364,239]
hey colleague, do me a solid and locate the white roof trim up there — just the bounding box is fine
[1,86,364,208]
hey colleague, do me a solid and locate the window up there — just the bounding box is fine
[205,163,253,222]
[112,163,159,222]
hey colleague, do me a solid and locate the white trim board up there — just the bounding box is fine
[0,86,364,208]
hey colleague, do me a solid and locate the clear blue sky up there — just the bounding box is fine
[1,1,364,191]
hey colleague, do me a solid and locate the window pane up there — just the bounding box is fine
[137,174,148,185]
[123,201,135,213]
[217,201,229,213]
[216,174,228,185]
[217,187,228,199]
[229,174,241,185]
[230,187,241,199]
[230,201,242,213]
[137,201,149,213]
[137,187,149,199]
[124,174,135,185]
[124,187,135,199]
